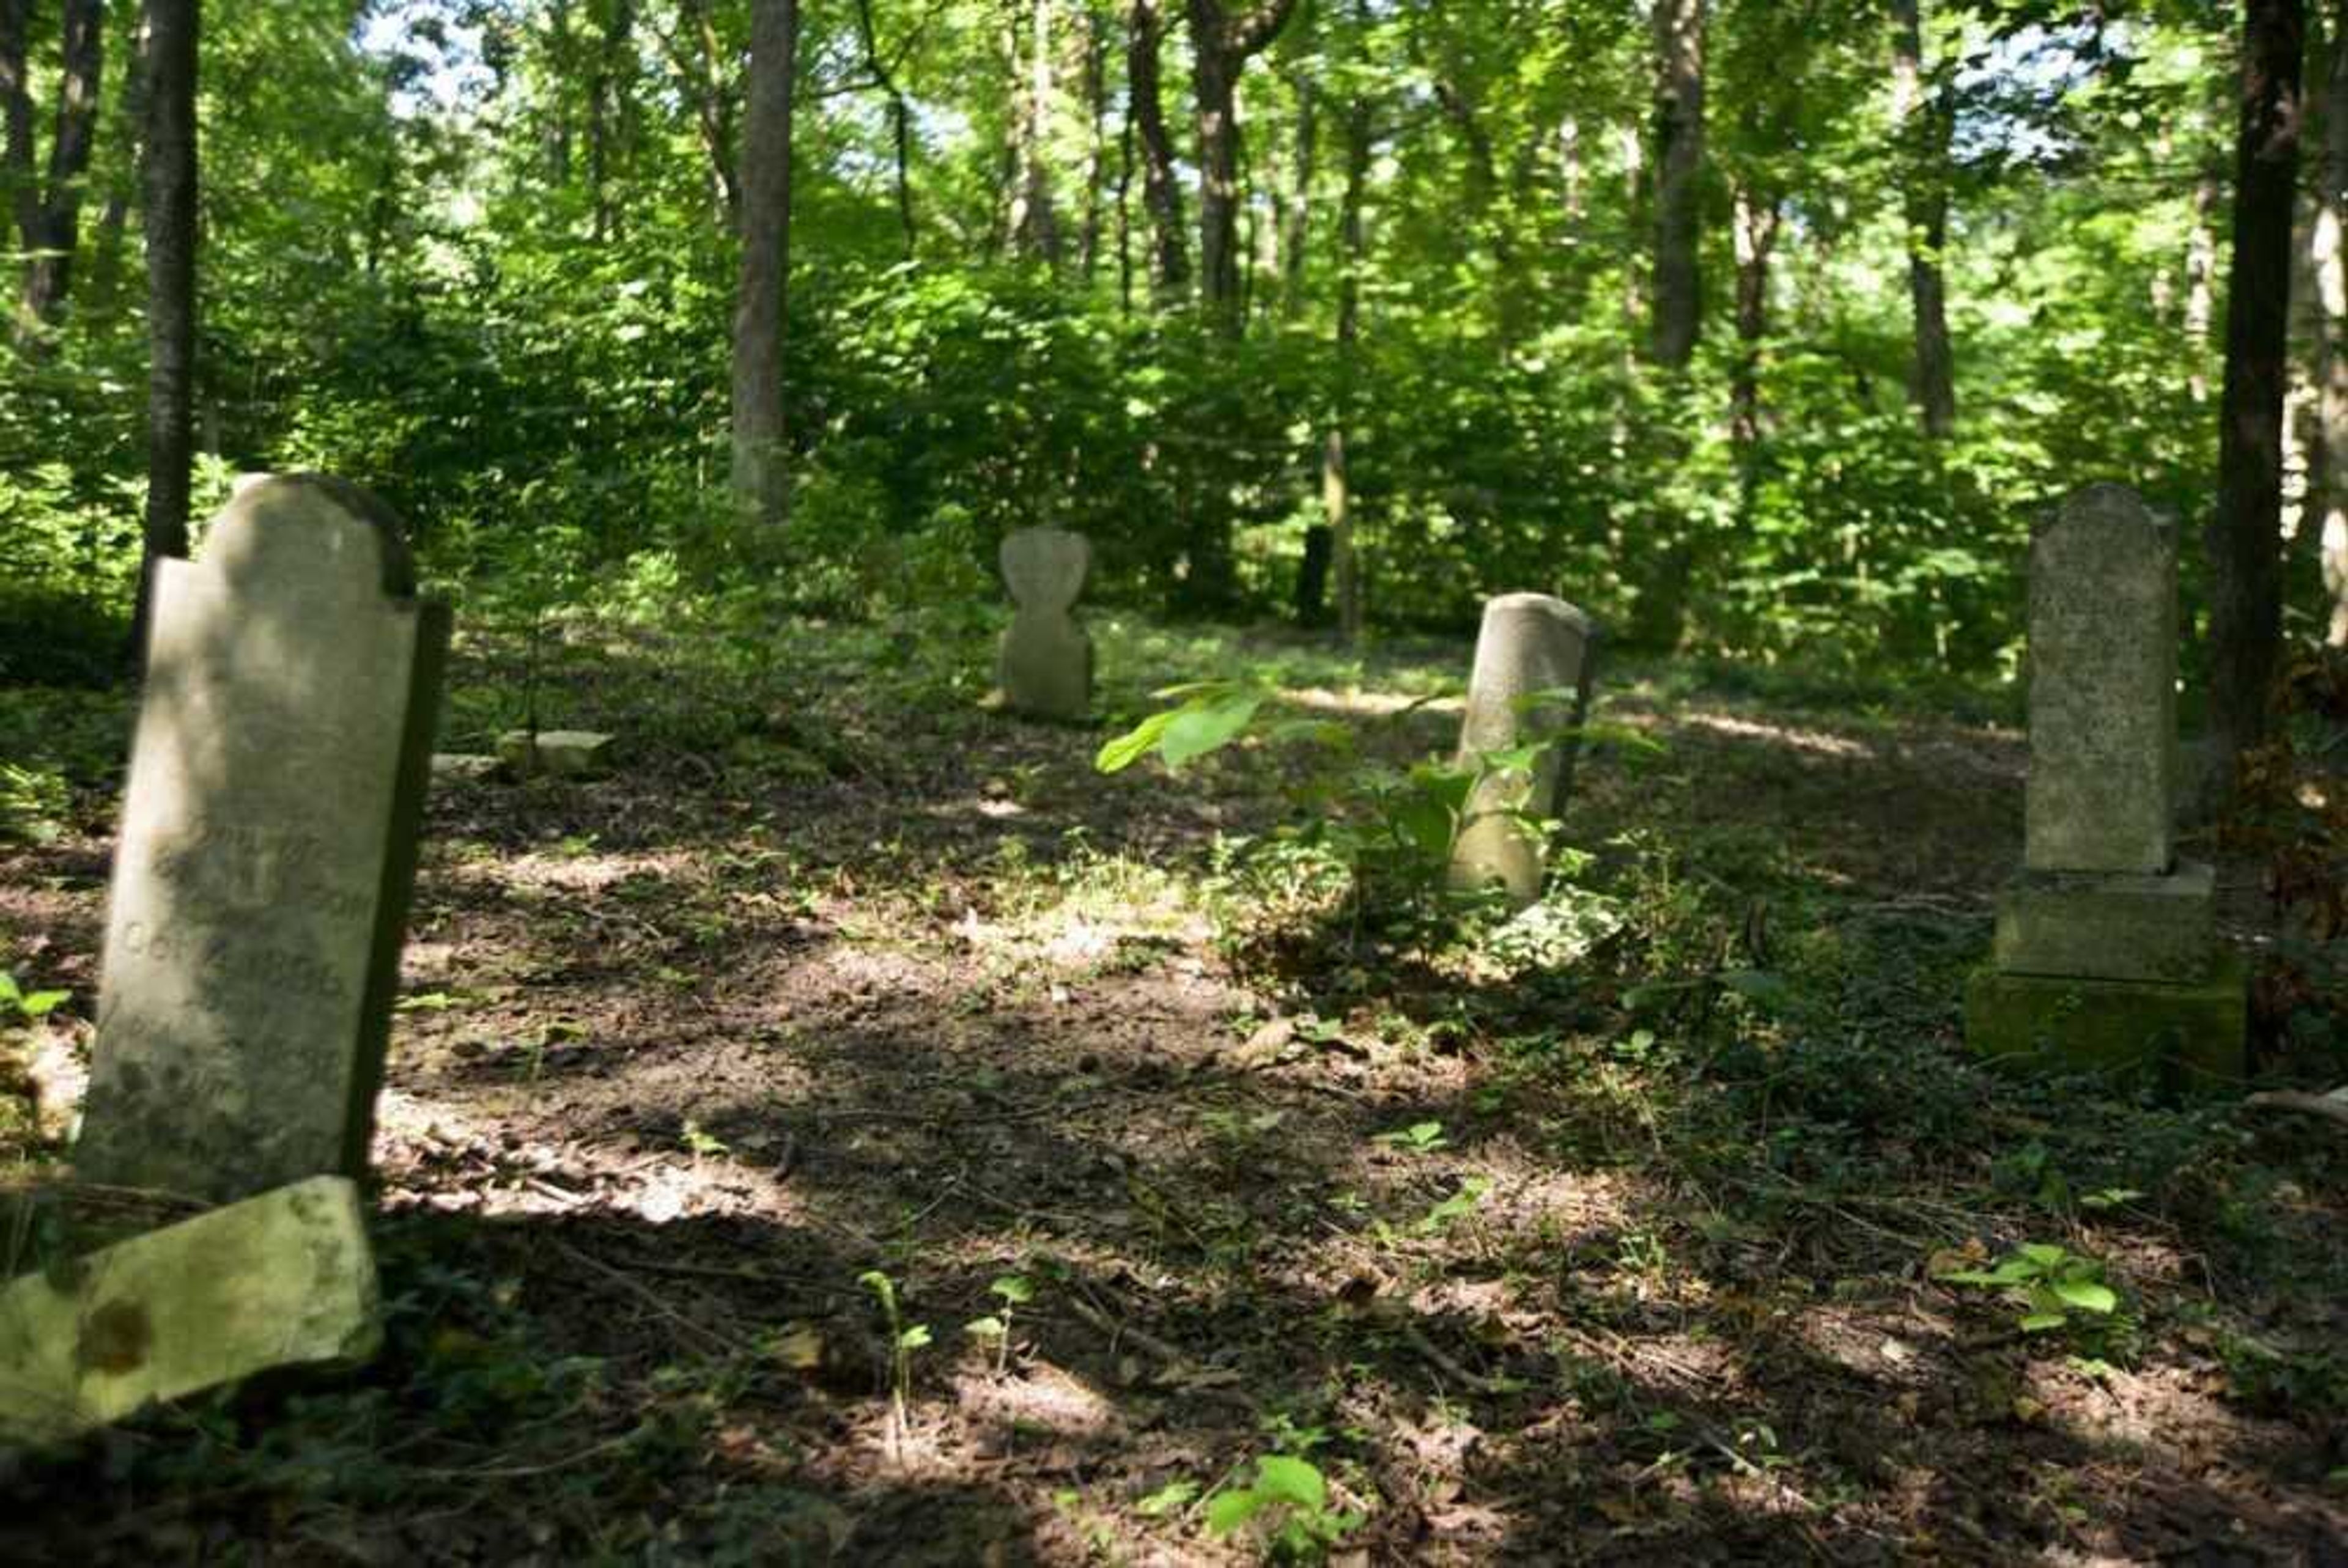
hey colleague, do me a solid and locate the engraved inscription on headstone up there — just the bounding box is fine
[1448,593,1600,907]
[998,527,1094,721]
[2023,484,2178,875]
[76,476,450,1202]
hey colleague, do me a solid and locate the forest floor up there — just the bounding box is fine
[2,603,2346,1564]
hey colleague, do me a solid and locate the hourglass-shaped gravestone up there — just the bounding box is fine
[1447,594,1601,907]
[1965,484,2245,1083]
[997,528,1093,721]
[75,476,451,1203]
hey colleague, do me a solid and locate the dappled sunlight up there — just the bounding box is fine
[1679,709,1880,760]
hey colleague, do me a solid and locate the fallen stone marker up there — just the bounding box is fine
[1447,592,1600,907]
[997,527,1094,721]
[1965,484,2246,1083]
[75,476,450,1204]
[0,1176,381,1448]
[496,728,615,778]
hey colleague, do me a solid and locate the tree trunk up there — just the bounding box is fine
[1280,67,1312,314]
[10,0,105,344]
[88,4,149,315]
[1186,0,1298,336]
[586,0,636,240]
[2188,172,2220,401]
[1079,2,1109,278]
[1889,0,1957,436]
[2313,0,2348,644]
[1126,0,1186,296]
[132,0,196,672]
[1328,94,1370,645]
[729,0,798,530]
[2206,0,2306,798]
[851,0,914,257]
[1730,181,1779,453]
[1649,0,1704,367]
[1,1,36,282]
[1010,0,1061,262]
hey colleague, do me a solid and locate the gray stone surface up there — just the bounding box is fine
[1965,954,2249,1087]
[0,1176,381,1446]
[1993,861,2218,984]
[76,477,450,1204]
[496,729,613,778]
[1447,593,1599,906]
[2024,484,2179,875]
[997,528,1093,721]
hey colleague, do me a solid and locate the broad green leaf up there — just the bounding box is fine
[1205,1489,1266,1535]
[1252,1455,1327,1510]
[1160,692,1265,770]
[990,1275,1034,1304]
[1096,710,1175,773]
[2048,1278,2116,1315]
[2018,1311,2068,1333]
[964,1316,1006,1339]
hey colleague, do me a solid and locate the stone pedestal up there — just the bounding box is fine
[1965,954,2249,1086]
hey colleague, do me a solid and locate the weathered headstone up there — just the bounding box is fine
[1448,593,1600,906]
[75,476,450,1202]
[1965,485,2245,1082]
[495,727,614,778]
[998,527,1093,721]
[0,1177,380,1446]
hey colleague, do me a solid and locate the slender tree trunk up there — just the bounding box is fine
[1650,0,1704,367]
[1008,0,1062,262]
[132,0,196,672]
[729,0,798,529]
[2312,0,2348,643]
[2188,172,2220,400]
[586,0,635,240]
[1730,181,1779,453]
[851,0,914,257]
[11,0,105,344]
[88,5,150,315]
[1,1,37,277]
[1280,67,1313,314]
[1127,0,1186,296]
[1186,0,1298,335]
[1079,2,1109,278]
[1328,94,1369,645]
[1117,92,1135,313]
[2206,0,2306,799]
[662,0,739,227]
[1889,0,1957,436]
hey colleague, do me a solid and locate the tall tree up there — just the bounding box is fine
[1008,0,1063,262]
[729,0,799,529]
[2206,0,2306,797]
[1650,0,1705,366]
[1888,0,1956,436]
[1326,90,1371,644]
[1186,0,1299,334]
[132,0,195,669]
[2313,0,2348,644]
[4,0,106,344]
[1126,0,1186,296]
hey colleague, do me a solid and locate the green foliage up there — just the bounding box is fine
[1933,1242,2121,1334]
[1203,1453,1365,1562]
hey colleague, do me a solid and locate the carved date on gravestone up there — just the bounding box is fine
[75,477,449,1204]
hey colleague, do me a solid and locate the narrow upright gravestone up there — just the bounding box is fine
[997,527,1093,721]
[75,476,451,1202]
[1965,485,2246,1082]
[1448,593,1601,907]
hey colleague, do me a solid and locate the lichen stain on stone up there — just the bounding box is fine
[77,1299,152,1375]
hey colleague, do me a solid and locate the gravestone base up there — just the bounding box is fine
[1992,861,2217,984]
[0,1177,380,1447]
[1963,952,2248,1086]
[997,622,1093,722]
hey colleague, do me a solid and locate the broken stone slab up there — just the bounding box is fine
[1964,952,2248,1088]
[1992,861,2218,984]
[430,753,501,783]
[0,1176,382,1448]
[496,729,615,778]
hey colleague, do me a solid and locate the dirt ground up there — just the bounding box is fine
[2,618,2344,1564]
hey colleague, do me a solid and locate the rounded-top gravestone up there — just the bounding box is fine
[997,527,1093,721]
[76,476,450,1204]
[1448,592,1600,906]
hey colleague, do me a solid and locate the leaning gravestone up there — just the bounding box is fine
[1448,593,1600,907]
[74,476,451,1203]
[998,527,1093,721]
[1965,484,2246,1082]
